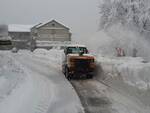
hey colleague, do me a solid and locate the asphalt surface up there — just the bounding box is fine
[71,78,116,113]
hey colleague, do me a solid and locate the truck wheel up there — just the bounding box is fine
[65,67,71,80]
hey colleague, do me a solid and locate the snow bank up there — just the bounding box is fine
[97,56,150,90]
[33,48,63,65]
[96,56,150,107]
[33,48,49,55]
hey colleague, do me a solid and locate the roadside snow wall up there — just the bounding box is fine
[97,56,150,89]
[96,56,150,106]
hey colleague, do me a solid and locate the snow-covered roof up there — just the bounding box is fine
[32,20,69,30]
[8,24,33,32]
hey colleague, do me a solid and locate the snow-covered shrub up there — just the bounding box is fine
[33,48,48,55]
[11,47,18,53]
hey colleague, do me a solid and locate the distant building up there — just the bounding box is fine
[31,20,71,49]
[8,24,33,49]
[0,20,72,50]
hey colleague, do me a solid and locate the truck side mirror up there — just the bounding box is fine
[64,49,67,55]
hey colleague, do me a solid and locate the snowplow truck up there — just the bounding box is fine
[62,45,96,80]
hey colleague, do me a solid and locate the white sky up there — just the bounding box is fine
[0,0,100,42]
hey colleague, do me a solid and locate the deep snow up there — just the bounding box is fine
[96,55,150,110]
[1,48,150,113]
[0,50,84,113]
[32,48,150,112]
[97,56,150,90]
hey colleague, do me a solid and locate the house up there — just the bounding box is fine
[31,20,71,49]
[0,20,72,50]
[8,24,33,49]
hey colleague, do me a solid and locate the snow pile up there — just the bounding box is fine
[96,55,150,107]
[117,59,150,90]
[97,56,150,90]
[33,48,49,55]
[33,48,63,65]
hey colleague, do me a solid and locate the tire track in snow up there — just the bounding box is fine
[13,52,84,113]
[0,53,27,103]
[33,77,53,113]
[21,52,147,113]
[13,54,56,113]
[71,77,150,113]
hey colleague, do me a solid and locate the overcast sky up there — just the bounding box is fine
[0,0,100,41]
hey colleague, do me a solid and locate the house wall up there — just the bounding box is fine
[0,24,8,37]
[36,28,71,41]
[0,40,12,50]
[9,32,31,49]
[0,21,72,50]
[31,21,71,42]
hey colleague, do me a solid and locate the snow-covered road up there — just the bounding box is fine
[0,51,84,113]
[71,79,114,113]
[71,78,150,113]
[0,49,150,113]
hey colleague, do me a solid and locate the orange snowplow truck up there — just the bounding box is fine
[62,45,96,80]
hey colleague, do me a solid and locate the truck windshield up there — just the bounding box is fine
[67,47,88,54]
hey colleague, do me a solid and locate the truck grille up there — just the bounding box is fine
[74,59,91,71]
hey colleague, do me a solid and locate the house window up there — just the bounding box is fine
[52,23,55,27]
[0,40,12,45]
[34,33,38,36]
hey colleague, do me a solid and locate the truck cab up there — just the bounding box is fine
[62,44,96,80]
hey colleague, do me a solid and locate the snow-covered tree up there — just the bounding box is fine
[99,0,150,33]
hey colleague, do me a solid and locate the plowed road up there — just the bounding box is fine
[71,78,148,113]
